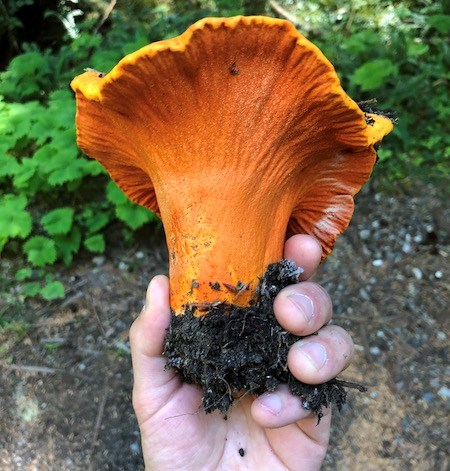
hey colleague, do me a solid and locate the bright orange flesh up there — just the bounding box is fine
[71,16,393,314]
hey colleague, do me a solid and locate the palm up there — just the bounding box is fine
[135,368,329,470]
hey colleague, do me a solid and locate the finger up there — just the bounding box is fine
[251,384,314,428]
[274,282,332,337]
[284,234,322,280]
[287,325,354,384]
[130,275,177,397]
[130,275,171,358]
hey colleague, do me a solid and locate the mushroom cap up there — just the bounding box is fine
[71,16,393,259]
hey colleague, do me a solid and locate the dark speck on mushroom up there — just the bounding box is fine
[230,61,240,75]
[239,448,245,457]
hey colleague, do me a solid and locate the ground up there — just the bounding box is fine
[1,180,449,470]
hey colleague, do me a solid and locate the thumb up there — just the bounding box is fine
[130,275,179,418]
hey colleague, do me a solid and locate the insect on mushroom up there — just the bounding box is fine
[71,16,393,414]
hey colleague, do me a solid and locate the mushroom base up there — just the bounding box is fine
[164,260,362,416]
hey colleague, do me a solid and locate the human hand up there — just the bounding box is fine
[130,234,354,470]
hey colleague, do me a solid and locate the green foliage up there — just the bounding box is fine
[41,208,74,235]
[0,6,164,298]
[40,281,65,300]
[106,181,154,230]
[23,236,57,267]
[299,0,450,182]
[351,59,399,91]
[84,233,105,253]
[0,194,32,249]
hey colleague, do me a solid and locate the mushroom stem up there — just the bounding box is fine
[158,176,295,313]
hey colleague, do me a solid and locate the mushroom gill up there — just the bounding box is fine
[71,16,393,315]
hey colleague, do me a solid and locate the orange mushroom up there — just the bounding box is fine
[71,17,392,417]
[72,16,393,412]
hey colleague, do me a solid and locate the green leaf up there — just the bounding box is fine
[115,202,153,230]
[351,59,399,91]
[342,31,380,55]
[427,15,450,34]
[23,236,57,267]
[106,180,128,205]
[85,211,110,233]
[0,101,41,141]
[0,154,20,177]
[54,226,81,265]
[13,158,39,189]
[41,208,74,235]
[41,281,65,300]
[34,144,87,185]
[407,41,429,57]
[84,234,105,253]
[15,268,32,280]
[83,160,105,176]
[0,194,32,248]
[21,281,41,297]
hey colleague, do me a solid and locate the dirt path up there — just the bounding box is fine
[1,181,448,470]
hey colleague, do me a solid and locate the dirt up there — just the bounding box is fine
[165,259,348,415]
[1,179,449,470]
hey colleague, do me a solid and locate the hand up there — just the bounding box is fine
[130,234,354,470]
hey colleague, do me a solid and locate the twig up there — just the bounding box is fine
[269,0,304,29]
[336,379,368,392]
[87,385,109,471]
[94,0,117,33]
[88,294,107,336]
[1,363,58,374]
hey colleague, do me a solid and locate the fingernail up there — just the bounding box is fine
[257,393,283,415]
[288,293,314,323]
[296,342,328,371]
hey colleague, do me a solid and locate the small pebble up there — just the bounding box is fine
[402,242,412,253]
[422,392,433,404]
[130,442,140,453]
[412,267,423,280]
[372,259,384,267]
[436,331,447,340]
[359,288,370,300]
[359,229,371,240]
[118,261,128,270]
[92,256,105,266]
[434,270,443,279]
[370,346,381,355]
[370,391,378,399]
[430,378,440,389]
[437,386,450,400]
